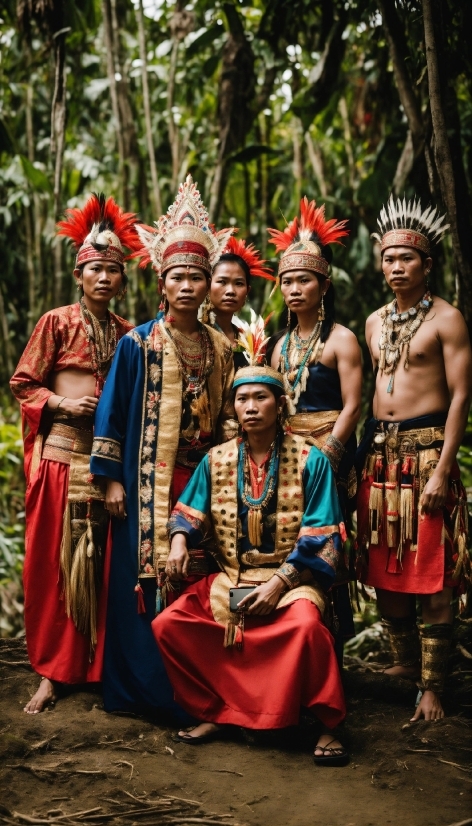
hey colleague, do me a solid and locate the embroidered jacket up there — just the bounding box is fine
[90,319,235,575]
[10,303,132,479]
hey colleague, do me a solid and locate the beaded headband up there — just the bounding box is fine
[233,366,284,392]
[135,175,233,277]
[372,196,449,255]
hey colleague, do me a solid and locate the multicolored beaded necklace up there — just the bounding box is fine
[378,290,433,394]
[279,322,323,415]
[165,322,214,399]
[79,298,118,395]
[238,434,280,547]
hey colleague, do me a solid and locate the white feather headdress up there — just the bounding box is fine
[372,195,449,254]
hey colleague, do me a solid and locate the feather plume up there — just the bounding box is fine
[268,196,349,252]
[223,236,276,281]
[236,309,274,366]
[57,193,141,255]
[373,195,449,246]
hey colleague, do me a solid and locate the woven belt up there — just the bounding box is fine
[42,422,93,464]
[372,423,445,456]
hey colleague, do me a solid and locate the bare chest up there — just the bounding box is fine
[370,316,441,369]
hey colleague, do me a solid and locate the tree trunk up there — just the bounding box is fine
[136,0,162,217]
[305,133,327,199]
[102,0,127,206]
[209,3,255,224]
[422,0,472,330]
[25,78,43,329]
[378,0,437,196]
[110,0,139,209]
[51,27,68,305]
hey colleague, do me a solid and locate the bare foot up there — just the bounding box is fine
[384,664,420,680]
[175,722,220,742]
[24,678,58,714]
[411,689,445,722]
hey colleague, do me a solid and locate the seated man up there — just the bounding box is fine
[152,363,349,766]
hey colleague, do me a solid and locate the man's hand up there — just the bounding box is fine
[166,535,190,581]
[420,469,449,514]
[106,480,127,519]
[411,689,444,722]
[62,396,98,417]
[238,576,287,616]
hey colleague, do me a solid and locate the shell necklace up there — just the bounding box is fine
[378,290,433,394]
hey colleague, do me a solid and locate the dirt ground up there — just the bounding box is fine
[0,639,471,826]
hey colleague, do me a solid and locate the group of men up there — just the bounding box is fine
[10,178,471,767]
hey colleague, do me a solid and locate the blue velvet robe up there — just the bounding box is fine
[90,318,233,714]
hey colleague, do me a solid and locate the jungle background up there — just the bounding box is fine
[0,0,471,644]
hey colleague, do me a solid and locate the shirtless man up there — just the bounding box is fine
[10,195,137,712]
[357,196,471,721]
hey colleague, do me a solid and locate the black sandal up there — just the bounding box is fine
[313,738,349,767]
[171,726,221,746]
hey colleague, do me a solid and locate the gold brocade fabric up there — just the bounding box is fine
[288,410,357,502]
[142,321,235,573]
[209,571,326,629]
[288,410,340,448]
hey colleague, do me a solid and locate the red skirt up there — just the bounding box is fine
[357,475,457,594]
[152,575,346,730]
[23,457,110,684]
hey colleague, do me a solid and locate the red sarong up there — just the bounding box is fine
[153,574,346,730]
[24,458,110,683]
[357,475,457,594]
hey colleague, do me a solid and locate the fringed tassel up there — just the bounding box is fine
[385,482,399,550]
[224,611,244,649]
[134,583,146,614]
[248,508,263,547]
[400,483,413,558]
[59,503,73,614]
[452,532,471,583]
[378,345,386,372]
[368,481,384,545]
[69,515,98,649]
[190,392,211,433]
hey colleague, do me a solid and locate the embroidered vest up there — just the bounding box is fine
[208,433,311,585]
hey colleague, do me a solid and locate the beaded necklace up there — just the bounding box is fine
[279,322,323,415]
[238,434,280,547]
[165,322,214,399]
[79,298,118,395]
[378,290,433,394]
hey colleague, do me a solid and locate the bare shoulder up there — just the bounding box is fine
[431,296,469,339]
[366,306,385,329]
[329,323,361,351]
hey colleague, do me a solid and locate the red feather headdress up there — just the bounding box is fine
[221,236,276,281]
[268,196,349,277]
[57,193,141,267]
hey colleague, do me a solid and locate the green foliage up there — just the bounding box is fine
[0,398,25,637]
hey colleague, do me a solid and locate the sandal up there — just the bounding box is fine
[313,738,349,767]
[171,725,221,746]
